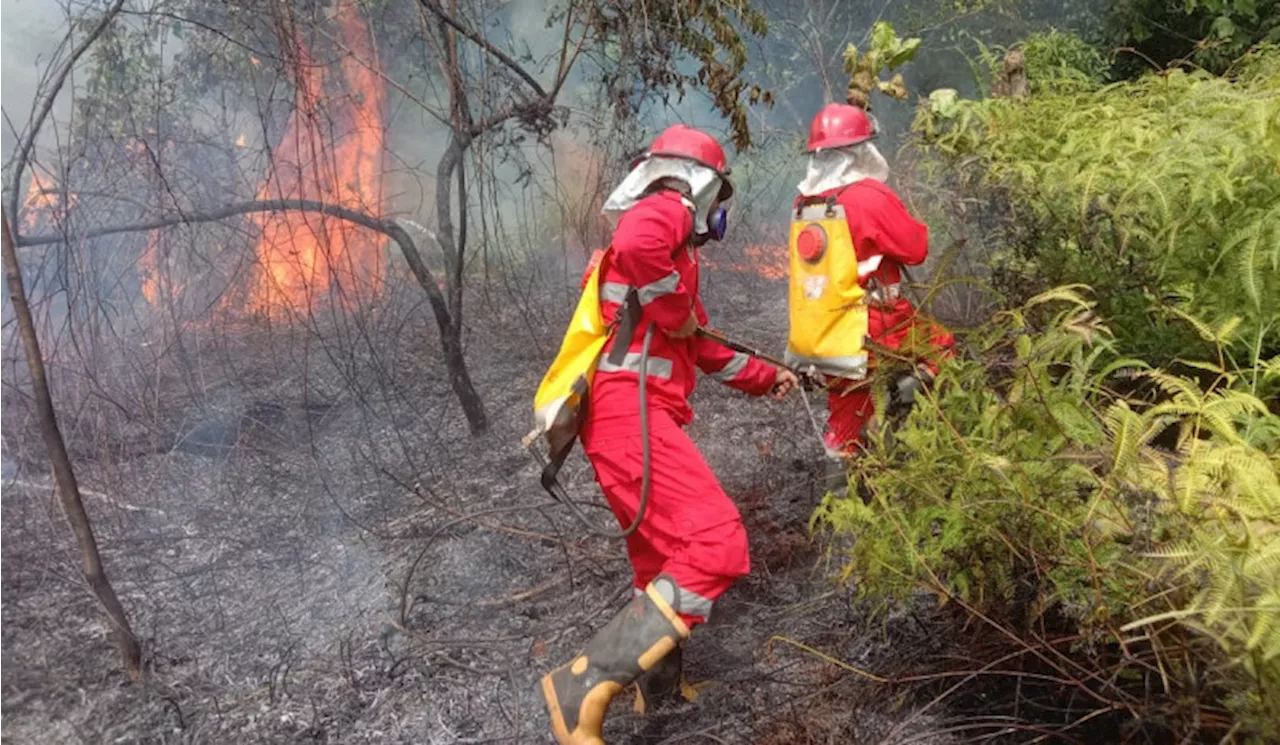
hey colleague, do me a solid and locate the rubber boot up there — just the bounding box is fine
[633,643,684,713]
[541,578,691,744]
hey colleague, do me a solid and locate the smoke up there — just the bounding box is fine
[1,0,73,164]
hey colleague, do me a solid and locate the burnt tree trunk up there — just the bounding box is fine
[1,211,142,680]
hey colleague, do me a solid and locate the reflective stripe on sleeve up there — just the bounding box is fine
[708,351,749,382]
[637,271,681,305]
[600,281,631,305]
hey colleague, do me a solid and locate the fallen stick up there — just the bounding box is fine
[4,478,166,516]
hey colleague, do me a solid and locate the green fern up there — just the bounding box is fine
[815,288,1280,740]
[914,47,1280,365]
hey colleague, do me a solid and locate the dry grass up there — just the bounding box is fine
[2,259,959,744]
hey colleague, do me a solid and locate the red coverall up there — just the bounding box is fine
[581,189,776,627]
[815,180,955,455]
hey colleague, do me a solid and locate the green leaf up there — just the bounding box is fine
[929,88,962,119]
[1016,334,1032,360]
[1210,15,1237,39]
[1215,316,1242,341]
[842,43,859,74]
[871,21,897,53]
[1233,0,1258,17]
[888,38,921,68]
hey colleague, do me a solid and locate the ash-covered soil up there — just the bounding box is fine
[2,262,960,744]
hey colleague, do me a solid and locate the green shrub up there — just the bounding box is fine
[914,45,1280,368]
[970,29,1108,95]
[813,287,1280,740]
[1105,0,1280,76]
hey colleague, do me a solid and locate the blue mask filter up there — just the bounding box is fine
[708,207,728,242]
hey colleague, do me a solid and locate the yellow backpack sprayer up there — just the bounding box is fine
[522,251,822,539]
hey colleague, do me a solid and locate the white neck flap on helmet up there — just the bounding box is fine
[796,142,890,197]
[602,156,725,236]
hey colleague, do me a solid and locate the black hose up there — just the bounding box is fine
[617,321,657,538]
[540,322,655,539]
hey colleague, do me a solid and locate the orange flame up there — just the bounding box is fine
[246,0,386,316]
[702,243,789,280]
[139,230,184,306]
[140,231,162,305]
[21,170,76,231]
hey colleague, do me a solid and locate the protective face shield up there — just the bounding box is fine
[796,142,891,197]
[603,156,730,242]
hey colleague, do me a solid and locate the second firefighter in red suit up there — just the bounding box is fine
[797,103,954,460]
[540,125,798,745]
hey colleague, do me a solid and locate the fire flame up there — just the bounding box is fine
[246,0,386,316]
[21,170,76,231]
[701,243,789,280]
[139,230,184,307]
[140,231,162,305]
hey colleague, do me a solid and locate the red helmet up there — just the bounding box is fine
[806,103,877,153]
[636,124,733,199]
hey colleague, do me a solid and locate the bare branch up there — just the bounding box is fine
[19,198,392,247]
[5,0,127,233]
[16,197,489,432]
[417,0,548,98]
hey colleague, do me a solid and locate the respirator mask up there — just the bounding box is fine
[695,205,728,246]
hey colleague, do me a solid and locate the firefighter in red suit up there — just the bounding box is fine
[541,125,799,744]
[797,103,954,462]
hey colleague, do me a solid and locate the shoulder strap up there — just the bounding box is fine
[604,286,642,367]
[794,193,841,219]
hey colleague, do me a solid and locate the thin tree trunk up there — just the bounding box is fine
[383,220,488,433]
[1,211,142,680]
[436,137,467,339]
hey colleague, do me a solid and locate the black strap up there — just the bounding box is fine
[795,185,856,218]
[795,194,839,218]
[541,285,640,493]
[539,373,589,494]
[605,287,643,367]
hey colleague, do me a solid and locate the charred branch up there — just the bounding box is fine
[435,137,466,335]
[417,0,574,342]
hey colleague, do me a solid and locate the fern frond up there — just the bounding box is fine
[1024,284,1093,312]
[1143,370,1206,405]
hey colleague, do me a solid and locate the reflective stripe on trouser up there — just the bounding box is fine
[584,410,749,626]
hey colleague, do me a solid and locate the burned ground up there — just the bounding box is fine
[2,261,960,744]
